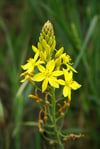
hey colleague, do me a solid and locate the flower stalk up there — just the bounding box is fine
[20,20,83,148]
[51,87,64,149]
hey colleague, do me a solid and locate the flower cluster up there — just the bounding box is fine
[20,20,81,103]
[20,21,83,144]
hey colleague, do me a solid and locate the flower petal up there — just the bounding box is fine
[20,75,29,83]
[34,52,39,62]
[49,77,59,88]
[40,51,46,61]
[70,81,82,90]
[63,55,71,64]
[21,62,30,70]
[38,64,45,72]
[55,47,64,58]
[32,73,45,81]
[63,68,73,81]
[67,64,77,73]
[57,79,65,85]
[32,45,39,53]
[36,59,44,66]
[52,71,63,76]
[46,60,55,72]
[55,57,61,67]
[42,79,48,92]
[21,58,35,72]
[63,86,69,97]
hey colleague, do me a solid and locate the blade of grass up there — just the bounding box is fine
[13,96,24,149]
[29,0,46,21]
[74,16,98,96]
[0,53,11,79]
[23,121,38,126]
[13,81,29,149]
[35,132,41,149]
[0,17,18,97]
[74,16,98,68]
[0,17,16,70]
[16,80,28,97]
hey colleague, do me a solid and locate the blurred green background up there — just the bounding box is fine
[0,0,100,149]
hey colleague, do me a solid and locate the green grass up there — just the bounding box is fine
[0,0,100,149]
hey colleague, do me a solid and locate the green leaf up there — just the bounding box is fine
[23,121,38,126]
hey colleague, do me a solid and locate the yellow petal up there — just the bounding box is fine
[20,75,28,83]
[46,60,55,72]
[55,57,61,66]
[63,86,69,97]
[49,77,59,88]
[63,55,71,64]
[32,45,39,53]
[21,63,30,70]
[20,72,25,77]
[63,68,73,81]
[27,58,34,67]
[20,72,27,77]
[40,51,46,61]
[55,47,64,58]
[29,66,35,73]
[61,53,66,58]
[57,79,65,85]
[70,81,82,90]
[38,65,45,72]
[20,78,26,83]
[52,71,63,76]
[42,79,48,92]
[21,58,35,72]
[67,64,77,73]
[32,73,45,81]
[35,59,44,66]
[38,42,43,51]
[34,52,39,62]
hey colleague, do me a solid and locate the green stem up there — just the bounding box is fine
[51,88,64,149]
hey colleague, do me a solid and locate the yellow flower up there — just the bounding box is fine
[61,53,71,64]
[61,53,77,73]
[21,52,43,73]
[20,72,34,83]
[62,69,81,102]
[32,60,63,92]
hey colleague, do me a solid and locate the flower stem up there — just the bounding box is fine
[51,88,64,149]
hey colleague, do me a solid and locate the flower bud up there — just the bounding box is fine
[38,20,56,61]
